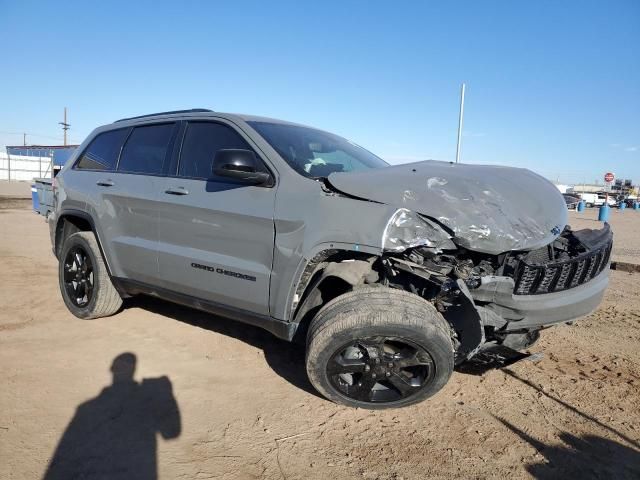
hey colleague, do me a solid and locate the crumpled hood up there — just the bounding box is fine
[327,160,568,255]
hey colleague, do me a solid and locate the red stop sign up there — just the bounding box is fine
[604,172,614,183]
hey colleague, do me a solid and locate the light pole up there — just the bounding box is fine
[455,83,466,164]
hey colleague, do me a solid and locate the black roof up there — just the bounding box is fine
[114,108,213,123]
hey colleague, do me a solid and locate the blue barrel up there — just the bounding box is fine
[619,201,626,211]
[31,184,39,212]
[598,204,610,222]
[577,200,585,212]
[634,201,639,210]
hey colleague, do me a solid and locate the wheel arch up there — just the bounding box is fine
[54,210,113,276]
[290,249,380,342]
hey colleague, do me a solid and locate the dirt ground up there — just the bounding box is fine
[1,197,639,479]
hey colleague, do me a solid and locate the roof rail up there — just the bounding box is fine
[114,108,213,123]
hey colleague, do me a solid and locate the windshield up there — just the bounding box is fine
[247,121,389,178]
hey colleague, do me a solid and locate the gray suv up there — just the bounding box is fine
[49,109,613,409]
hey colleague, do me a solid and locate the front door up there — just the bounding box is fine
[156,120,276,315]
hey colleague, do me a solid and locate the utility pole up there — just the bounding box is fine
[59,107,70,146]
[455,83,466,164]
[23,132,26,146]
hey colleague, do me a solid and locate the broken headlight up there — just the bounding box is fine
[382,208,456,252]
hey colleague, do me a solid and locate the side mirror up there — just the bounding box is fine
[212,149,271,185]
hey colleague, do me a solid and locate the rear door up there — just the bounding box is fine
[156,120,276,315]
[80,122,178,285]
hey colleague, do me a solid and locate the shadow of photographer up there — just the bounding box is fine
[43,353,180,480]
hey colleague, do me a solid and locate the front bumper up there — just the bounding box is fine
[472,224,613,330]
[473,267,609,330]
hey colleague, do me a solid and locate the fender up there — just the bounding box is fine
[290,257,379,343]
[282,242,382,322]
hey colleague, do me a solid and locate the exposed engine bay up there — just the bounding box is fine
[382,224,610,296]
[378,223,613,361]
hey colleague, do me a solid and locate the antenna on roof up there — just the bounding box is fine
[58,107,70,146]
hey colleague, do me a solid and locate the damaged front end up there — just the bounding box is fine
[378,210,613,363]
[380,236,492,363]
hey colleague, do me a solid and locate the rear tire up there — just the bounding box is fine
[58,231,122,319]
[306,286,454,409]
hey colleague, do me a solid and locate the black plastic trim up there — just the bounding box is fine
[113,277,297,341]
[55,209,114,277]
[114,109,213,123]
[514,224,613,295]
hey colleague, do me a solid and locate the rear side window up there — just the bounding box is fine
[118,123,176,175]
[178,122,253,179]
[76,129,129,171]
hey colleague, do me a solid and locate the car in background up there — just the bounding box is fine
[578,193,616,208]
[598,194,618,207]
[562,193,580,209]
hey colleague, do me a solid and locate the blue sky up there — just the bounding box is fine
[1,0,638,184]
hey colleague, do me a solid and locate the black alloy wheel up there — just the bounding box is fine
[306,286,454,409]
[327,336,435,403]
[63,245,94,307]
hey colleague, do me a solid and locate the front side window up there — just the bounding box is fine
[118,123,176,175]
[76,128,129,171]
[247,121,388,178]
[178,122,255,179]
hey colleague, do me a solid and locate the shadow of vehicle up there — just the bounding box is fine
[126,296,320,399]
[503,368,639,450]
[496,417,640,479]
[43,353,181,480]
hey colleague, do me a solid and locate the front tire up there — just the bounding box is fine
[58,231,122,319]
[306,286,454,409]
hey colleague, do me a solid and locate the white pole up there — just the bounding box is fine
[455,83,466,164]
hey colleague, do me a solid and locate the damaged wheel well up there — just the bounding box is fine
[291,251,379,343]
[290,246,489,362]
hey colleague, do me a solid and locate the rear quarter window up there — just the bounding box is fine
[75,128,129,171]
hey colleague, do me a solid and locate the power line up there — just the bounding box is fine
[0,130,81,145]
[0,130,63,141]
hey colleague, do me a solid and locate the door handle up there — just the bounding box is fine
[96,179,114,187]
[165,186,189,196]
